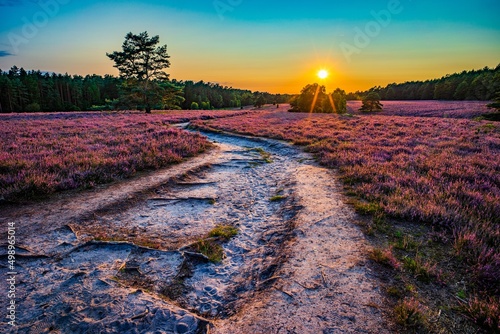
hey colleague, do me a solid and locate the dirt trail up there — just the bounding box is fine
[0,129,391,333]
[212,163,390,333]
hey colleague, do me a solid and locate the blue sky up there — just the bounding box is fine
[0,0,499,93]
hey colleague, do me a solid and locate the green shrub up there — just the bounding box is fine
[25,102,41,112]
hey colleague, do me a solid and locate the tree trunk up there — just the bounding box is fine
[143,80,151,114]
[8,92,13,112]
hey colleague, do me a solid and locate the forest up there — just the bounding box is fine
[0,66,291,113]
[349,64,500,101]
[1,65,498,113]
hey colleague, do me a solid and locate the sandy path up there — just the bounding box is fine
[0,130,392,333]
[0,148,221,254]
[212,163,391,333]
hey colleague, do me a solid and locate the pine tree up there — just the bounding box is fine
[107,31,170,113]
[359,92,383,112]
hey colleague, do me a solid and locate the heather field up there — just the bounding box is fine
[192,109,500,330]
[347,100,492,119]
[0,111,257,201]
[2,104,499,332]
[0,109,265,202]
[0,109,251,122]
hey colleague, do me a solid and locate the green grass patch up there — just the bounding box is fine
[393,232,420,251]
[351,200,381,216]
[251,147,273,163]
[402,255,435,283]
[456,290,467,300]
[270,195,287,202]
[191,225,239,263]
[208,225,238,241]
[192,239,225,263]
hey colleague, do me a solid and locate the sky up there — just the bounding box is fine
[0,0,499,93]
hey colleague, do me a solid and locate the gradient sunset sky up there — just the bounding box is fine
[0,0,499,93]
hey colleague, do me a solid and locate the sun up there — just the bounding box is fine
[318,69,328,79]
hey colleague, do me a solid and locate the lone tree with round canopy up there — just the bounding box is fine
[359,92,383,112]
[107,31,170,113]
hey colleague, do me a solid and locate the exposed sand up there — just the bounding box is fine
[0,130,393,333]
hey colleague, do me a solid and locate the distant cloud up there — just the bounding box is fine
[0,51,13,57]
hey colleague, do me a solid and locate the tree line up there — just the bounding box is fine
[0,66,290,113]
[2,61,498,113]
[178,80,290,110]
[348,65,500,101]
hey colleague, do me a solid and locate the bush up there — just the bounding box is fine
[394,298,429,329]
[463,295,500,332]
[25,103,41,112]
[201,101,210,110]
[191,102,199,110]
[359,92,383,112]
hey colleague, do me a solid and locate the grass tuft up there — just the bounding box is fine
[252,147,273,163]
[394,298,429,329]
[386,285,402,298]
[402,255,436,283]
[393,233,420,251]
[352,200,381,216]
[369,247,400,269]
[191,225,239,263]
[270,195,287,202]
[192,239,225,263]
[208,225,238,241]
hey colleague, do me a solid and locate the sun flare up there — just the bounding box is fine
[318,69,328,79]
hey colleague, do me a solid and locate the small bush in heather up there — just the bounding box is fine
[462,296,500,333]
[394,297,429,329]
[402,255,436,283]
[369,247,400,269]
